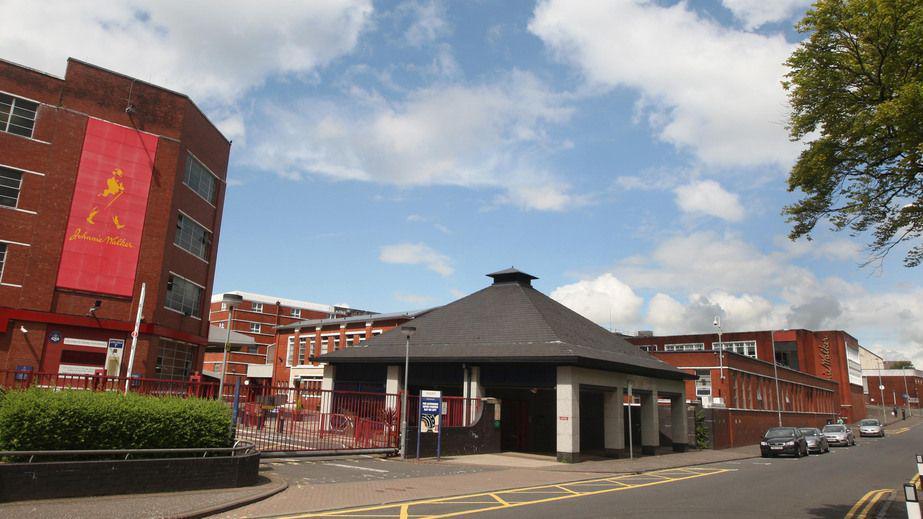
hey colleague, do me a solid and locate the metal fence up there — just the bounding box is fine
[0,369,219,398]
[0,370,484,454]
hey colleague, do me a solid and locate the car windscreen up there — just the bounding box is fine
[799,428,820,436]
[765,428,795,438]
[859,420,879,426]
[823,425,845,432]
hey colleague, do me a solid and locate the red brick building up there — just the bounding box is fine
[627,329,867,423]
[0,58,230,380]
[203,291,369,386]
[273,309,429,387]
[863,368,922,410]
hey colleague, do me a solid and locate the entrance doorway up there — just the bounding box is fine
[492,387,555,454]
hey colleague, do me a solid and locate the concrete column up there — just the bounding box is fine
[320,364,335,430]
[670,395,688,452]
[386,365,401,412]
[556,366,580,463]
[604,388,626,457]
[640,389,659,455]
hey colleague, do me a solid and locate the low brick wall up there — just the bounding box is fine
[705,408,833,449]
[0,451,260,502]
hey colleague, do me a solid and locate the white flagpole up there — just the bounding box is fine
[124,282,145,395]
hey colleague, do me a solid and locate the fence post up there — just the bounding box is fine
[231,378,242,438]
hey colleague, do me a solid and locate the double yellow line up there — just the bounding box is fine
[845,489,893,519]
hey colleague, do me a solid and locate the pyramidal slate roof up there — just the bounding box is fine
[321,268,692,381]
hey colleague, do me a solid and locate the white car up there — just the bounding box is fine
[858,418,884,437]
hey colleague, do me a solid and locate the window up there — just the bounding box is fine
[695,369,712,397]
[217,322,225,329]
[665,342,705,352]
[0,93,39,138]
[165,274,204,318]
[0,166,23,208]
[713,340,757,358]
[321,337,332,355]
[0,243,5,282]
[298,337,307,365]
[220,302,227,311]
[252,302,263,312]
[174,213,212,261]
[183,153,217,204]
[250,323,261,333]
[291,308,301,318]
[639,345,656,352]
[286,336,294,367]
[154,340,195,380]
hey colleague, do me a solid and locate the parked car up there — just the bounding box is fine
[858,418,885,437]
[822,424,855,446]
[799,427,830,454]
[760,427,809,458]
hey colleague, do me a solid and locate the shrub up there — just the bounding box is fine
[0,388,231,452]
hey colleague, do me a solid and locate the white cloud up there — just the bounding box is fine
[248,71,581,211]
[554,230,923,365]
[380,242,454,276]
[721,0,811,30]
[550,273,644,329]
[0,1,372,106]
[529,0,799,168]
[402,0,449,46]
[674,180,745,222]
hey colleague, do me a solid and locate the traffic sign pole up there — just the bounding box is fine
[124,282,145,395]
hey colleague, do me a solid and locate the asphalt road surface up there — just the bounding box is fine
[477,422,923,519]
[291,421,923,519]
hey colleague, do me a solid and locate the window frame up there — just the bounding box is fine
[0,166,23,209]
[0,243,6,283]
[182,152,219,205]
[0,92,39,139]
[173,211,212,262]
[252,302,264,313]
[164,272,205,319]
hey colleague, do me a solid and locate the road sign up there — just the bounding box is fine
[880,385,886,390]
[131,330,138,338]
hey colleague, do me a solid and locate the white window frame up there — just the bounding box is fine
[665,342,706,352]
[291,308,301,318]
[0,92,39,138]
[249,323,261,333]
[713,340,758,358]
[286,336,294,367]
[252,302,264,313]
[182,151,219,206]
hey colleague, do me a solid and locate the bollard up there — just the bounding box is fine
[917,454,923,480]
[906,483,922,519]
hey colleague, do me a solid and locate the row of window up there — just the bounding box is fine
[0,166,22,208]
[286,331,382,367]
[220,301,303,318]
[639,340,758,358]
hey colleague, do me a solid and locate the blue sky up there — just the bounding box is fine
[3,0,921,364]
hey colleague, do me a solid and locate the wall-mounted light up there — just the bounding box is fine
[87,300,102,316]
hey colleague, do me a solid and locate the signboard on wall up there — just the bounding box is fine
[55,118,158,297]
[106,338,125,376]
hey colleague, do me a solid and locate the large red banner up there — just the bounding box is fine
[56,118,158,297]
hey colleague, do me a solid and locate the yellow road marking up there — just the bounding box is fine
[284,467,732,519]
[488,493,509,506]
[845,489,892,519]
[891,427,910,435]
[911,473,920,488]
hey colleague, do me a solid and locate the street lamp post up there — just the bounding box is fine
[400,325,416,459]
[713,316,724,380]
[903,368,912,417]
[878,359,887,423]
[770,330,783,427]
[219,293,244,399]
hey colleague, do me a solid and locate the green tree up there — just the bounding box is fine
[889,360,914,368]
[783,0,923,266]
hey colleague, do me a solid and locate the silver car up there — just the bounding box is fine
[858,418,885,437]
[799,427,830,454]
[822,424,855,446]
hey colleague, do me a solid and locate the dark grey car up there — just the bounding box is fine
[799,427,830,454]
[760,427,809,458]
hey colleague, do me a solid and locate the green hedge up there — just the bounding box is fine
[0,388,232,451]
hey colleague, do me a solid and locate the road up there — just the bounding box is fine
[277,421,923,519]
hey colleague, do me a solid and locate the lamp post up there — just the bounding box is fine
[219,293,244,399]
[770,330,783,427]
[713,316,724,380]
[400,325,416,459]
[878,359,887,423]
[903,367,912,417]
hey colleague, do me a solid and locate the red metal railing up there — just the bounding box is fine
[232,385,401,452]
[0,369,219,398]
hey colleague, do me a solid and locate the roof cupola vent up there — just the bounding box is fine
[486,267,538,286]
